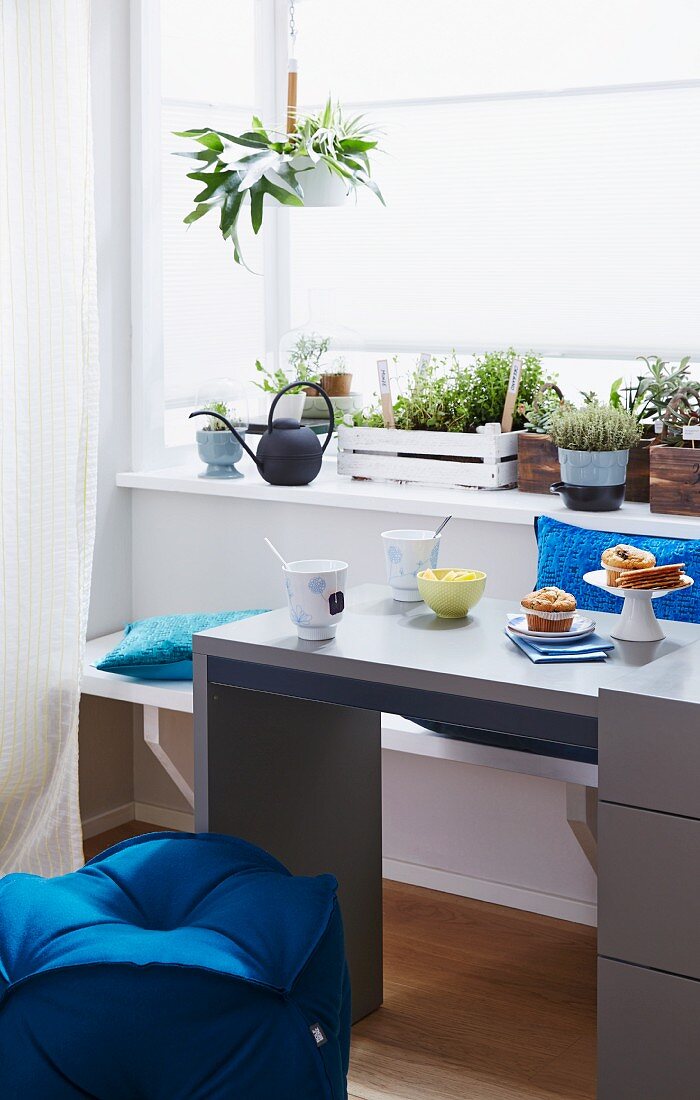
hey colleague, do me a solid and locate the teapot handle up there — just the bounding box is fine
[268,381,335,453]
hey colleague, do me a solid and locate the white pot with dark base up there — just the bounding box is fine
[550,448,629,511]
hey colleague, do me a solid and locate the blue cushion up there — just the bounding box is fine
[535,515,700,622]
[94,610,269,680]
[0,832,351,1099]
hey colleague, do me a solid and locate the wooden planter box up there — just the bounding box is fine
[517,434,652,503]
[650,445,700,516]
[337,426,520,490]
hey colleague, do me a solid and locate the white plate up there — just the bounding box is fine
[507,613,595,641]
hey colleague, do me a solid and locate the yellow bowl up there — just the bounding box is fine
[417,568,487,618]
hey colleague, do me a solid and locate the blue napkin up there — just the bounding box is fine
[522,632,615,656]
[505,629,608,664]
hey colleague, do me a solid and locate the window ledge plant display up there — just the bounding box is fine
[254,334,359,422]
[548,402,642,511]
[517,356,697,504]
[175,99,383,269]
[337,349,549,490]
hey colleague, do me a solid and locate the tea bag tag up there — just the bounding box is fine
[329,591,345,616]
[377,359,395,429]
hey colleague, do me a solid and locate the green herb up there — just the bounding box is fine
[353,349,548,433]
[201,400,232,431]
[287,334,330,382]
[175,98,383,267]
[549,403,642,452]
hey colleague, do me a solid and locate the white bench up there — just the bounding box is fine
[82,633,598,829]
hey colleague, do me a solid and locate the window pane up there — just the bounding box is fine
[293,0,700,103]
[162,0,255,104]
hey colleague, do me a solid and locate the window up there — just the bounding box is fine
[141,0,700,464]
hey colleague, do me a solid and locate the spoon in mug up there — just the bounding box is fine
[433,516,452,538]
[264,538,288,568]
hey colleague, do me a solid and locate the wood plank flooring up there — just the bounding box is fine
[85,824,596,1099]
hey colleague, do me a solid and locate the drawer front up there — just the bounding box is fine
[599,958,700,1100]
[599,802,700,980]
[599,691,700,818]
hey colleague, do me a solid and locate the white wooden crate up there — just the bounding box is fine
[337,427,521,490]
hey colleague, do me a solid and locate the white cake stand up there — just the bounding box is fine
[583,569,694,642]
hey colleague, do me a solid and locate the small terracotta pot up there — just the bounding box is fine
[320,372,353,397]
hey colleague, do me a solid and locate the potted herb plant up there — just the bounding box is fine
[650,381,700,515]
[254,333,335,420]
[320,357,353,397]
[548,403,642,511]
[516,383,566,494]
[194,401,247,479]
[175,99,383,268]
[338,349,549,490]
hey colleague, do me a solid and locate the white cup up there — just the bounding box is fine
[381,529,441,602]
[283,559,348,640]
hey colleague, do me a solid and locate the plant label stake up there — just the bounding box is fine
[377,359,395,429]
[683,424,700,448]
[501,356,523,433]
[418,352,431,373]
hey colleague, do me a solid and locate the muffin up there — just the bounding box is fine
[521,587,577,633]
[601,544,656,587]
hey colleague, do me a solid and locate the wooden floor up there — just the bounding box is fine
[85,824,596,1100]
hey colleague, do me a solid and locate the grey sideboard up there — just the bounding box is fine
[598,640,700,1099]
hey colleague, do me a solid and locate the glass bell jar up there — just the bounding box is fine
[193,377,249,480]
[279,289,364,421]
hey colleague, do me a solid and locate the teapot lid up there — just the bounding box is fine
[270,417,301,430]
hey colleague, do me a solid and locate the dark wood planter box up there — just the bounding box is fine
[650,445,700,516]
[517,434,651,503]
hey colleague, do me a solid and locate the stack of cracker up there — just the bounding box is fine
[616,563,688,590]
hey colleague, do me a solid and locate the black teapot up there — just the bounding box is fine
[189,381,335,487]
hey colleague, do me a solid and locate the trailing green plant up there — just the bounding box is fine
[549,403,643,452]
[175,98,383,267]
[352,349,549,433]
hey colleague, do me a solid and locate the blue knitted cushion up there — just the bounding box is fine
[0,832,351,1100]
[536,515,700,622]
[94,610,269,680]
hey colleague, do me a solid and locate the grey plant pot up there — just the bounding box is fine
[558,448,630,487]
[196,429,245,479]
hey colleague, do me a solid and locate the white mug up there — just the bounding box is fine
[381,529,441,602]
[283,559,348,640]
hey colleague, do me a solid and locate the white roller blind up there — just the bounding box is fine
[289,85,700,356]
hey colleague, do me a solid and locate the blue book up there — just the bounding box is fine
[505,629,608,664]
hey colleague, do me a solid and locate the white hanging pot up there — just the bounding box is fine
[291,157,349,207]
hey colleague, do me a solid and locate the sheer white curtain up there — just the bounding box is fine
[0,0,98,874]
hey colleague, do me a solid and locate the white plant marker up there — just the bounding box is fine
[501,356,523,433]
[377,359,395,429]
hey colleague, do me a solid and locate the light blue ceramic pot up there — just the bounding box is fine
[196,429,245,479]
[558,448,629,487]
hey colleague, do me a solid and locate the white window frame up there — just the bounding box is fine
[130,0,290,470]
[131,0,699,471]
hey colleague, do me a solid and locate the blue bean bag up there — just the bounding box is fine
[0,832,351,1099]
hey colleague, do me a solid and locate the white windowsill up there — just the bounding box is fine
[116,455,700,537]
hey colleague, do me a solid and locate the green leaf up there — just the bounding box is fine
[273,161,303,199]
[339,137,378,153]
[359,175,385,205]
[260,177,304,207]
[250,185,264,234]
[183,203,211,225]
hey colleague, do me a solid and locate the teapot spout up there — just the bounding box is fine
[189,410,261,468]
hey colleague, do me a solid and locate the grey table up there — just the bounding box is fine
[193,585,700,1032]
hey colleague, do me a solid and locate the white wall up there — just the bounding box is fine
[86,0,597,922]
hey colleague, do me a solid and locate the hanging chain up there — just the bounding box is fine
[288,0,297,50]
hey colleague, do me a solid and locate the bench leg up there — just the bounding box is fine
[143,705,194,808]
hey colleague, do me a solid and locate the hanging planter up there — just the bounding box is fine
[174,98,383,266]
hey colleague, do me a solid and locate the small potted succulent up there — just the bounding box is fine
[548,402,642,511]
[194,401,248,479]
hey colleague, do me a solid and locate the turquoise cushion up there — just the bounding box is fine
[94,610,269,680]
[535,515,700,622]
